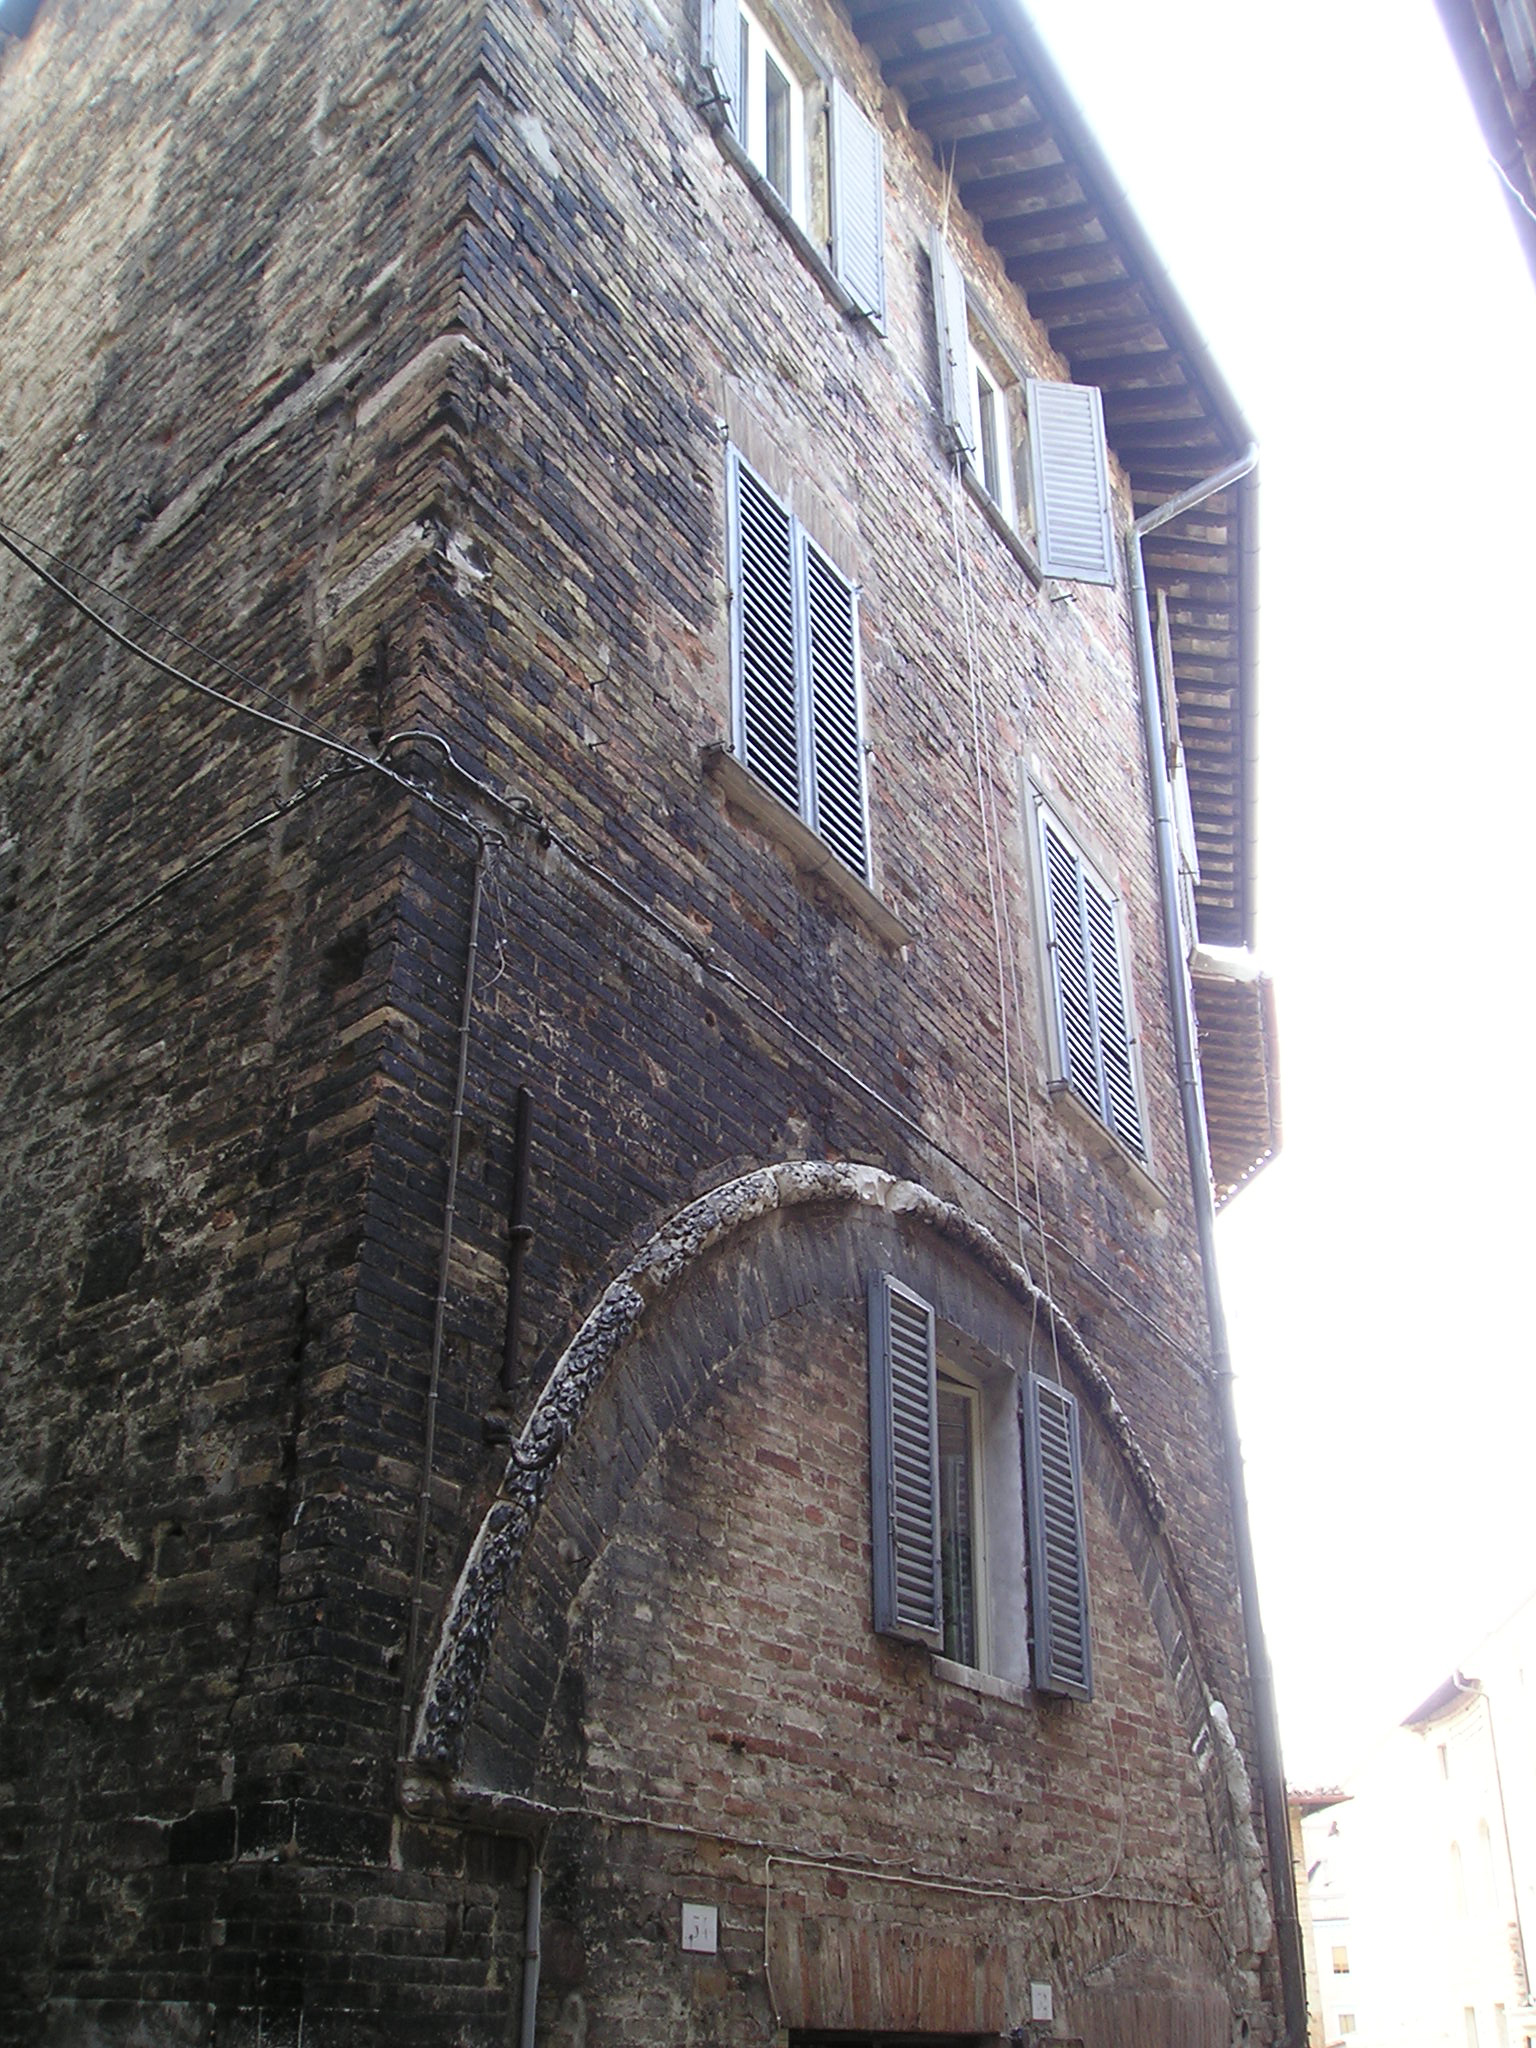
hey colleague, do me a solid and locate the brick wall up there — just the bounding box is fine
[0,0,1279,2039]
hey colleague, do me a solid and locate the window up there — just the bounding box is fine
[937,1376,984,1669]
[736,2,807,219]
[727,449,870,882]
[1332,1946,1350,1975]
[701,0,886,325]
[930,229,1115,584]
[1339,2018,1356,2037]
[867,1274,1089,1699]
[1033,794,1147,1161]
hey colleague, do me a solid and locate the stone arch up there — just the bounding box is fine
[406,1160,1268,1969]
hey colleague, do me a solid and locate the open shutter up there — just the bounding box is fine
[869,1274,942,1648]
[1024,1374,1092,1699]
[701,0,742,133]
[1081,870,1145,1159]
[803,534,870,880]
[830,81,886,328]
[730,453,803,818]
[930,228,977,467]
[1026,378,1115,585]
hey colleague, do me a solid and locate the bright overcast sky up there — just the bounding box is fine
[1023,0,1536,1785]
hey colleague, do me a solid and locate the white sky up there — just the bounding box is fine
[1023,0,1536,1785]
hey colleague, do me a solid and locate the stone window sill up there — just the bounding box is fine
[704,745,912,950]
[933,1656,1028,1708]
[1047,1078,1169,1211]
[963,469,1044,586]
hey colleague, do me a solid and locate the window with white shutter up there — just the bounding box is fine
[829,81,886,327]
[1027,377,1116,586]
[1024,1372,1093,1700]
[935,235,1121,571]
[728,449,871,882]
[1035,796,1146,1161]
[701,0,886,327]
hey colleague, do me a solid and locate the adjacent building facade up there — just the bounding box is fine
[1299,1598,1536,2048]
[0,0,1290,2042]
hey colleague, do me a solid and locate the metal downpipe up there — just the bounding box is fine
[1127,453,1309,2048]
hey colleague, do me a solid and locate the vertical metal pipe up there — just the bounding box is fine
[500,1084,534,1397]
[1128,456,1309,2048]
[519,1858,543,2048]
[1484,1691,1531,1999]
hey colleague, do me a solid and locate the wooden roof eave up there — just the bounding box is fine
[847,0,1262,948]
[1190,957,1281,1206]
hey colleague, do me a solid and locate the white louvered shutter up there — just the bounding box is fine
[1027,378,1115,585]
[830,81,886,329]
[1038,805,1145,1158]
[701,0,742,132]
[1081,869,1145,1159]
[803,535,870,880]
[869,1274,942,1647]
[1024,1374,1092,1699]
[930,228,976,467]
[731,455,803,819]
[1040,810,1101,1111]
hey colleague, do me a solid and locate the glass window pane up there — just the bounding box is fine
[937,1381,979,1668]
[764,52,792,203]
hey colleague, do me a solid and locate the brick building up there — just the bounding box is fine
[0,1,1295,2042]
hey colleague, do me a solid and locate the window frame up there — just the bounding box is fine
[701,0,886,327]
[736,0,809,224]
[930,228,1116,584]
[868,1275,1078,1697]
[725,447,873,888]
[1028,785,1150,1168]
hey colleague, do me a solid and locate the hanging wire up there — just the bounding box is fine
[0,511,1210,1377]
[945,458,1065,1386]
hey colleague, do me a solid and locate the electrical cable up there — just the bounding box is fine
[0,523,530,857]
[947,456,1068,1390]
[0,520,1208,1377]
[1490,152,1536,227]
[0,768,354,1012]
[0,512,351,751]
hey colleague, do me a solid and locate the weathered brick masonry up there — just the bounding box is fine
[1,0,1285,2042]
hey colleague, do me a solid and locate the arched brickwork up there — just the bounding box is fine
[407,1163,1269,1997]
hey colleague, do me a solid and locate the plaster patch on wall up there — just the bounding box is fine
[1203,1698,1273,1956]
[512,111,562,180]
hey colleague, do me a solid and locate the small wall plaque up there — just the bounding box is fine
[681,1903,718,1954]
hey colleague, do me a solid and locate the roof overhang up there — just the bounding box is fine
[847,0,1261,947]
[1190,952,1280,1207]
[1403,1670,1483,1729]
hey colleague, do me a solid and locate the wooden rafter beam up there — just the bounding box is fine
[882,31,1008,89]
[960,159,1077,214]
[983,199,1102,254]
[848,0,974,43]
[906,74,1034,134]
[1004,242,1123,290]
